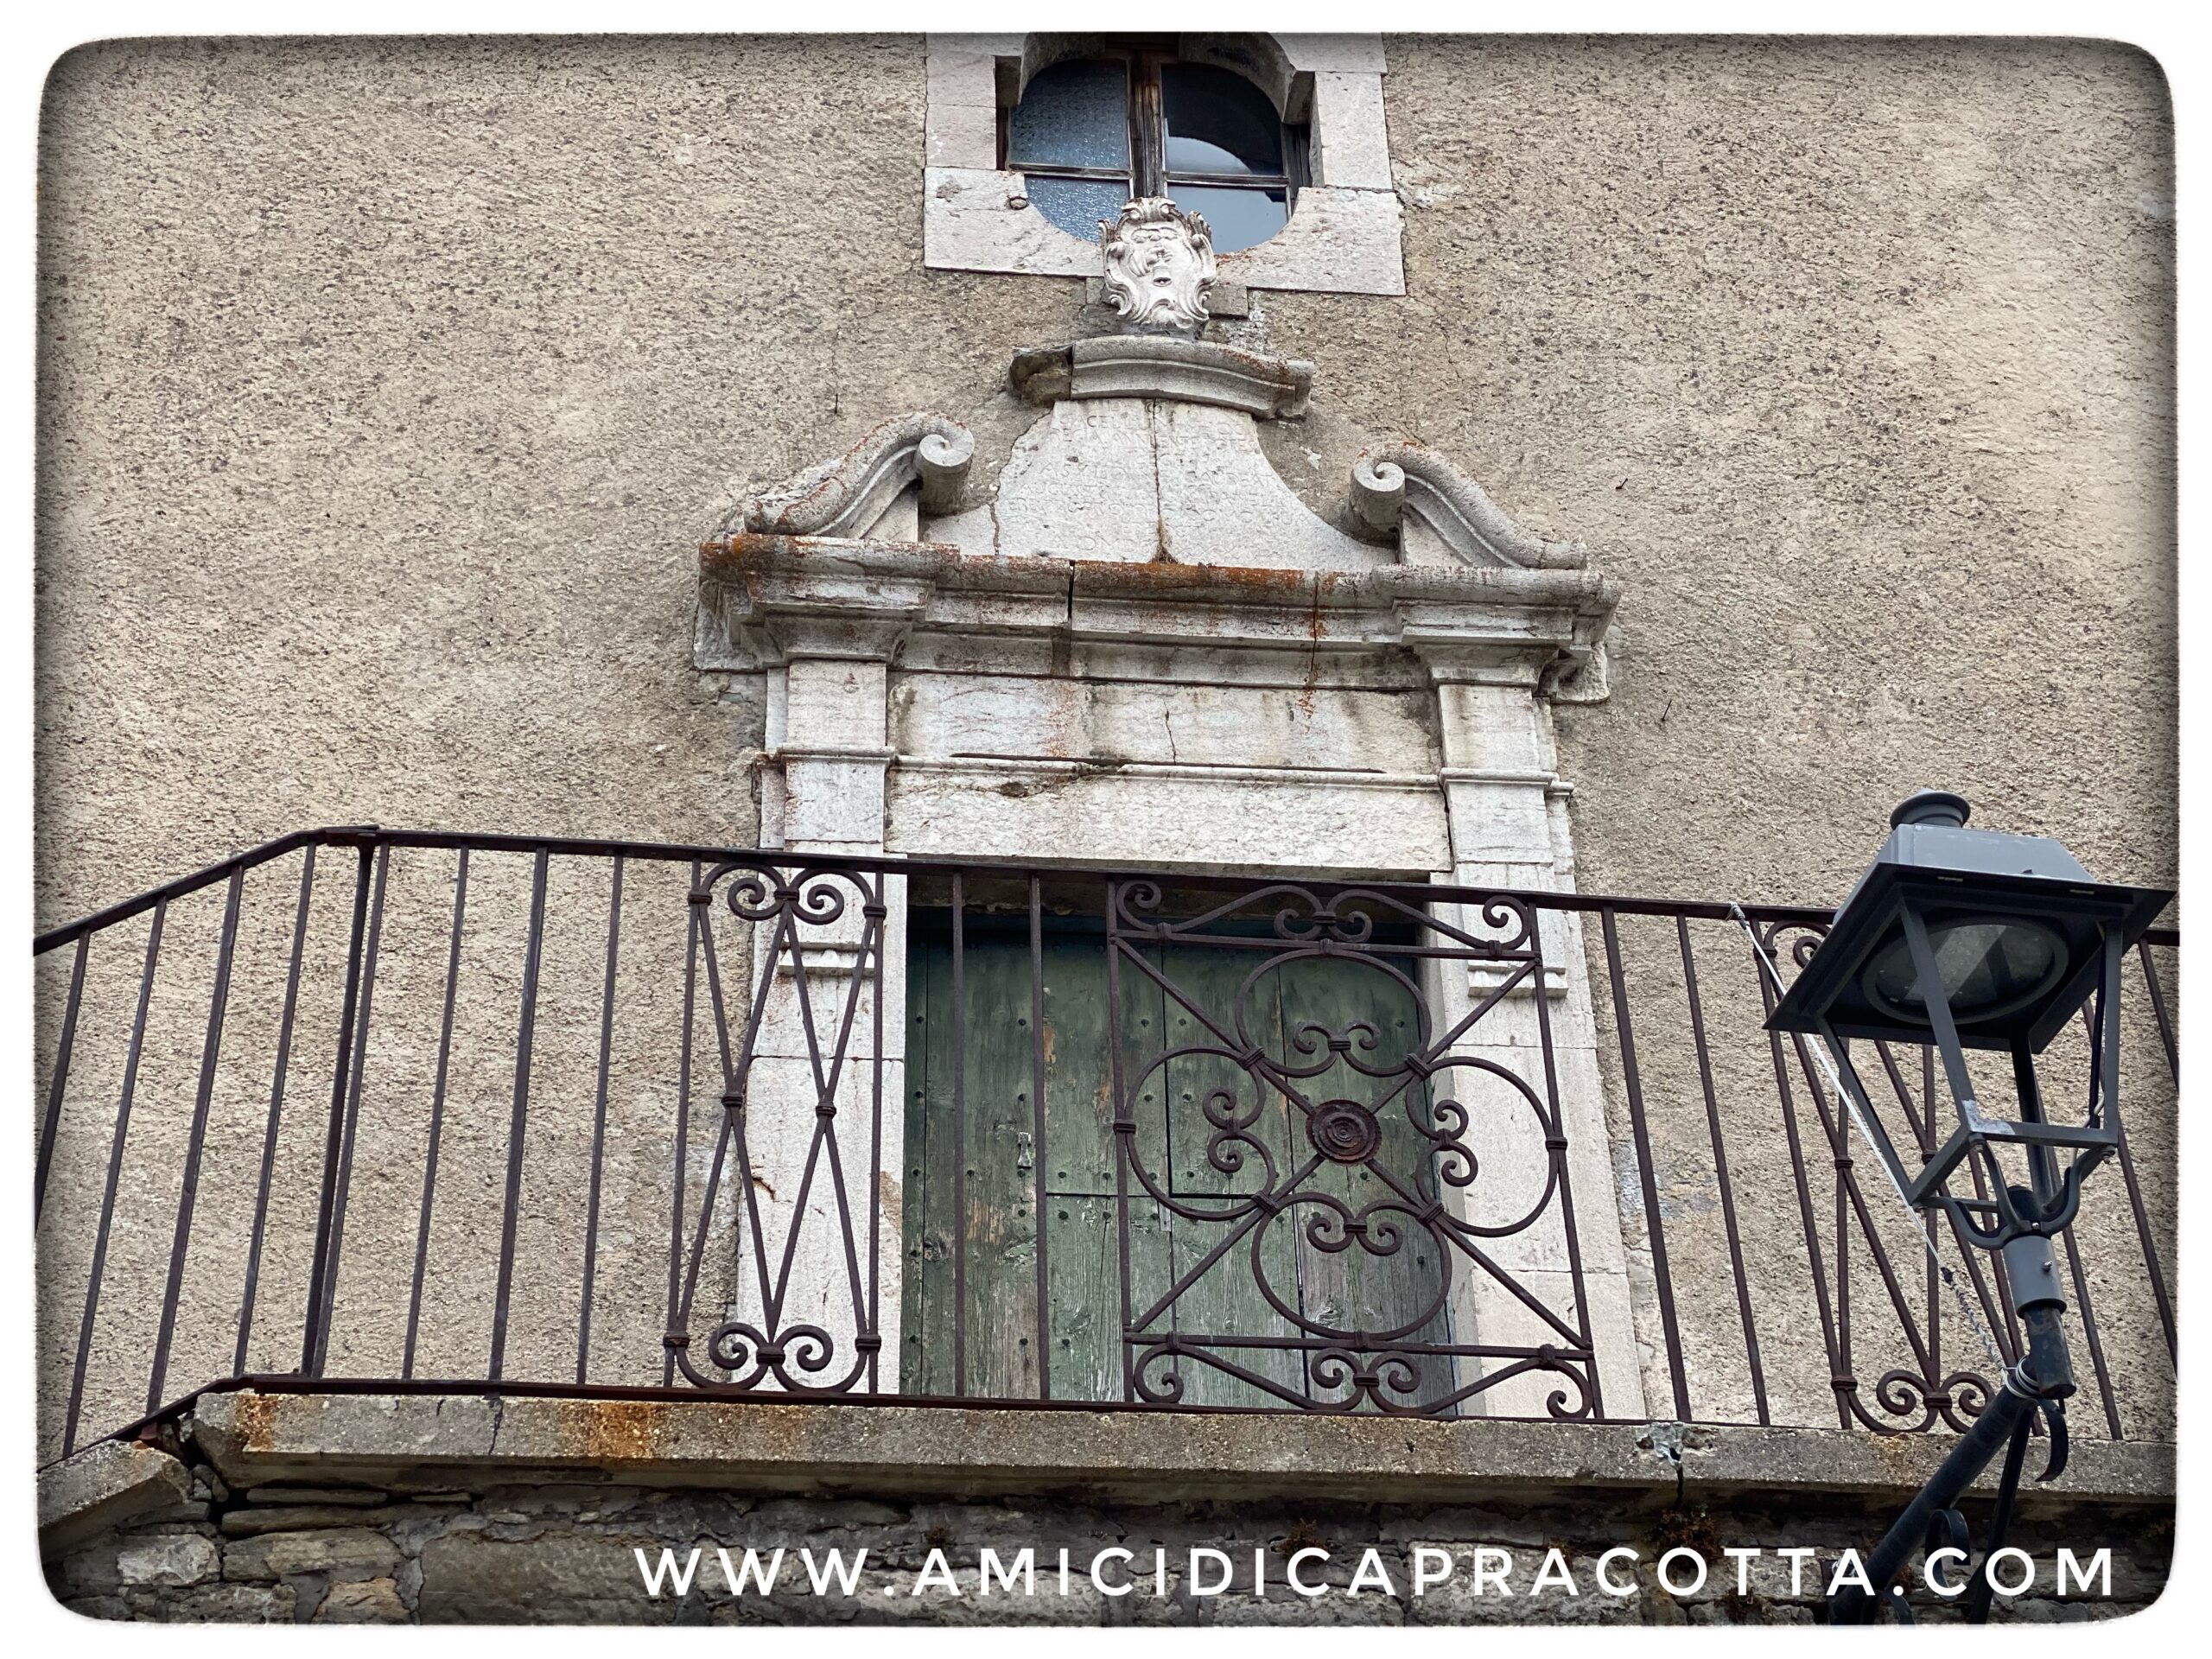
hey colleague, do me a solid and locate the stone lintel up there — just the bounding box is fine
[702,537,1617,677]
[186,1389,2173,1516]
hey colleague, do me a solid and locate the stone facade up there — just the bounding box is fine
[34,29,2177,1624]
[34,33,2176,919]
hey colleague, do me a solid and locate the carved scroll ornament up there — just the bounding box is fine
[1351,442,1587,570]
[726,412,976,540]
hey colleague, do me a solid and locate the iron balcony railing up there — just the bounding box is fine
[31,828,2178,1465]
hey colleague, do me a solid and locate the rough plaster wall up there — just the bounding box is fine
[1369,35,2177,903]
[1351,35,2179,1441]
[35,36,2176,1450]
[35,30,2177,951]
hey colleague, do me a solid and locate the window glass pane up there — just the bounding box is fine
[1161,63,1282,176]
[1168,184,1287,254]
[1027,175,1137,242]
[1007,58,1131,170]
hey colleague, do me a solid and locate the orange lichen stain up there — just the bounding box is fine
[233,1390,277,1453]
[555,1398,669,1465]
[1871,1427,1923,1483]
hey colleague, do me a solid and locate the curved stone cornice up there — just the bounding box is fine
[1010,337,1314,420]
[1351,442,1587,570]
[728,413,976,539]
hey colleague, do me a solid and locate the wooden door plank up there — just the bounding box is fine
[1039,933,1171,1196]
[899,931,950,1395]
[957,932,1046,1399]
[1044,1193,1169,1402]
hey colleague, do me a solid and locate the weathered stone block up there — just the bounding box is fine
[1311,73,1393,190]
[136,1582,296,1623]
[223,1527,402,1581]
[38,1440,194,1559]
[223,1505,410,1535]
[114,1533,219,1587]
[315,1577,410,1623]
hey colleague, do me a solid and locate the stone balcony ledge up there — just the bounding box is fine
[175,1387,2173,1514]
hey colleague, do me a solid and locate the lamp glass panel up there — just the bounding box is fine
[1863,918,2067,1025]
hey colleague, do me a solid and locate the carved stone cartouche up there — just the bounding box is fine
[1098,198,1217,335]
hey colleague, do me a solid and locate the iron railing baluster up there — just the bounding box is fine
[404,848,469,1381]
[146,866,245,1413]
[27,830,2178,1454]
[488,846,550,1381]
[237,846,317,1374]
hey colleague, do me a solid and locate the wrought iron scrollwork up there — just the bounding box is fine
[665,859,887,1397]
[1104,879,1599,1417]
[1753,916,2000,1436]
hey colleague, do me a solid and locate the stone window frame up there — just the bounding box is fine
[925,33,1403,297]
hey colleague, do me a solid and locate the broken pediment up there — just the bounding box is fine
[704,195,1608,694]
[719,355,1590,579]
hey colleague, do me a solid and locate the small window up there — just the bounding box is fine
[1004,49,1307,254]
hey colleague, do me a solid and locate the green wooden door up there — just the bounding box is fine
[903,914,1456,1408]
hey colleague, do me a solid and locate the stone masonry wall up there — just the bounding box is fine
[45,1433,2169,1626]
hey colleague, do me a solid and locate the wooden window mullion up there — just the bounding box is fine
[1129,52,1166,197]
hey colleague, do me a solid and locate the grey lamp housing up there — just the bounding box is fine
[1767,791,2170,1243]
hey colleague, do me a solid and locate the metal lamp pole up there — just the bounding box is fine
[1763,791,2167,1625]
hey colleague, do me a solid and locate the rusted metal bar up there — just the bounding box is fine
[576,855,623,1383]
[308,842,391,1377]
[488,846,550,1381]
[404,849,470,1381]
[2059,1223,2122,1439]
[237,845,317,1373]
[1679,916,1768,1424]
[1529,904,1605,1421]
[34,829,333,955]
[665,861,702,1388]
[1599,908,1691,1421]
[146,867,245,1413]
[301,842,375,1376]
[31,830,2178,1451]
[1751,924,1853,1430]
[35,931,91,1222]
[62,896,167,1458]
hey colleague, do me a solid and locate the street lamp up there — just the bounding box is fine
[1764,790,2170,1624]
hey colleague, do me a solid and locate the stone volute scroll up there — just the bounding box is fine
[1098,197,1218,335]
[720,411,976,541]
[1351,443,1589,571]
